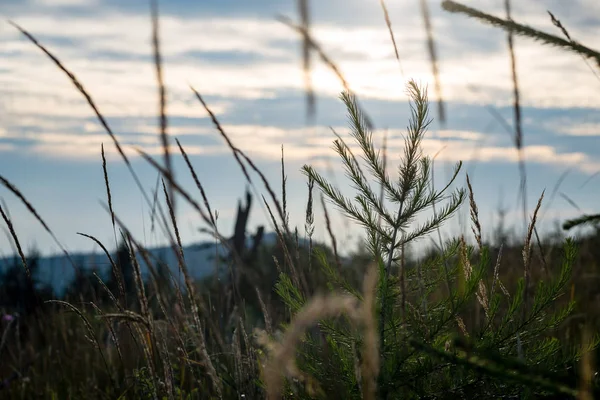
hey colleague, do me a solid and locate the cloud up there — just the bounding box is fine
[558,123,600,137]
[2,108,599,178]
[436,130,484,141]
[1,1,599,181]
[3,88,230,119]
[33,0,98,6]
[28,142,224,160]
[4,2,600,113]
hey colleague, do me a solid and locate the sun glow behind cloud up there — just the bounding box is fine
[2,2,600,124]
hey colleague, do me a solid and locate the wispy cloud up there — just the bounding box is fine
[32,0,99,6]
[3,1,600,116]
[559,123,600,137]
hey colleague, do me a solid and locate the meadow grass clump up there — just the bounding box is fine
[0,1,599,399]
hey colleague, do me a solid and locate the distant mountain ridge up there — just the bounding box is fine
[0,231,287,295]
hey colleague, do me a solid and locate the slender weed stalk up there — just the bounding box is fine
[256,287,273,335]
[379,0,404,77]
[0,204,30,282]
[503,0,528,238]
[297,0,315,119]
[47,300,114,382]
[9,21,181,252]
[189,87,296,286]
[547,11,600,82]
[278,15,351,94]
[522,191,544,320]
[176,139,217,229]
[262,294,361,399]
[281,145,290,232]
[420,0,445,124]
[101,143,116,230]
[305,174,315,275]
[441,1,600,67]
[150,0,174,215]
[89,301,125,368]
[360,263,380,400]
[466,174,482,252]
[0,175,78,274]
[320,194,342,273]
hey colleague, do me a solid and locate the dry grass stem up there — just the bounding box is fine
[77,232,126,307]
[419,0,445,123]
[106,202,221,369]
[503,0,528,237]
[578,330,595,400]
[256,287,273,335]
[190,87,291,241]
[10,21,179,249]
[190,87,251,181]
[441,1,600,67]
[151,0,175,214]
[175,138,217,228]
[0,204,30,281]
[456,316,469,337]
[460,237,489,317]
[466,174,482,251]
[379,0,404,77]
[236,149,288,230]
[281,145,289,231]
[47,300,113,379]
[161,179,186,289]
[320,194,342,272]
[101,143,115,229]
[0,175,78,274]
[305,174,315,273]
[360,263,380,400]
[547,11,600,81]
[278,15,351,94]
[264,294,360,399]
[125,236,151,327]
[262,196,304,294]
[89,302,125,367]
[523,190,544,319]
[297,0,315,119]
[92,272,121,311]
[491,243,509,298]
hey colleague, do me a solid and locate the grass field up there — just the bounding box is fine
[1,1,600,398]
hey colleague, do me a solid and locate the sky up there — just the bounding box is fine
[0,0,599,258]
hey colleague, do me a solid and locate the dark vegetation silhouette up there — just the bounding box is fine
[0,251,53,316]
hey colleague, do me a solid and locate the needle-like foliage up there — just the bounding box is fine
[264,81,584,399]
[303,81,464,366]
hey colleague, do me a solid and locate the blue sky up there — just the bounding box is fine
[0,0,599,257]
